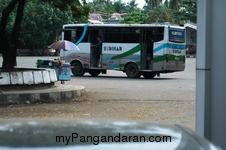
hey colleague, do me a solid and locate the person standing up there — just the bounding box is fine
[94,36,102,67]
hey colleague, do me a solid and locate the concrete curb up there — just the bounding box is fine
[0,68,57,85]
[0,85,86,105]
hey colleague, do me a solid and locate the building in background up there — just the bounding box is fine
[107,13,126,24]
[88,13,126,24]
[184,22,197,57]
[88,13,104,24]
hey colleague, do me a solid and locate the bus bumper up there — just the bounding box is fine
[165,62,185,72]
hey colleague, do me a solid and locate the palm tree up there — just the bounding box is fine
[113,0,127,13]
[89,0,106,13]
[169,0,181,10]
[148,5,173,23]
[164,0,169,7]
[126,0,139,12]
[145,0,162,10]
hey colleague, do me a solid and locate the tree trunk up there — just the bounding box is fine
[0,0,26,70]
[1,47,17,70]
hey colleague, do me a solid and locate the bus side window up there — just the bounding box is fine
[155,27,164,42]
[64,30,72,41]
[77,27,89,42]
[121,28,140,43]
[64,29,77,42]
[155,34,164,42]
[71,30,76,43]
[105,28,121,43]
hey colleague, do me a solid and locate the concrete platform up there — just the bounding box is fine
[0,68,58,85]
[0,84,86,105]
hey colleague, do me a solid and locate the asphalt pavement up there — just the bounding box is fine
[0,56,196,131]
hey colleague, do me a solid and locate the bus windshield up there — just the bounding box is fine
[169,28,185,43]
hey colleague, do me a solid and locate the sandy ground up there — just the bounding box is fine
[0,92,196,131]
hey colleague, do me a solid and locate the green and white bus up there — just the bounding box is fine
[61,23,186,78]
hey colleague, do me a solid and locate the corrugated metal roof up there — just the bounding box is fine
[184,22,197,30]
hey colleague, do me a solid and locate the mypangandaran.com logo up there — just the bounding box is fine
[55,133,172,145]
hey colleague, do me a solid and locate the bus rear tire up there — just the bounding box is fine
[89,70,101,77]
[125,63,141,78]
[71,61,85,76]
[142,72,156,79]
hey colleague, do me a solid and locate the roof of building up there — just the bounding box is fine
[184,22,197,30]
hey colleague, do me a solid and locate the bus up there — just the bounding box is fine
[60,23,186,78]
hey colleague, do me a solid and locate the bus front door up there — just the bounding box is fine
[90,29,103,68]
[141,30,154,70]
[90,30,98,67]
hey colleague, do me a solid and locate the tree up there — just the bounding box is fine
[89,0,112,13]
[177,0,197,23]
[88,0,115,21]
[169,0,181,10]
[164,0,169,7]
[144,0,162,11]
[148,5,173,23]
[113,0,127,13]
[20,1,75,52]
[125,0,139,12]
[120,11,148,24]
[0,0,90,69]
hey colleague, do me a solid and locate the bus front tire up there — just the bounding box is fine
[142,72,156,79]
[71,61,85,76]
[125,63,141,78]
[89,70,101,77]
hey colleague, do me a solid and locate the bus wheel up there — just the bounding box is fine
[142,72,156,79]
[71,61,85,76]
[125,63,141,78]
[89,70,101,77]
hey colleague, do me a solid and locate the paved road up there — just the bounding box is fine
[0,56,196,101]
[71,60,195,101]
[0,56,196,130]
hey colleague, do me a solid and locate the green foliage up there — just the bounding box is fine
[89,0,114,13]
[176,0,197,23]
[113,0,127,13]
[120,11,148,24]
[19,1,75,50]
[167,0,197,23]
[40,0,90,19]
[169,0,181,10]
[125,0,139,12]
[1,0,196,52]
[144,0,162,11]
[148,5,173,23]
[88,0,115,21]
[0,0,90,51]
[0,0,89,68]
[88,0,141,21]
[0,0,16,35]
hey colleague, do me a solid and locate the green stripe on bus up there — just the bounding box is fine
[136,61,141,66]
[153,56,164,63]
[111,44,141,60]
[169,55,184,61]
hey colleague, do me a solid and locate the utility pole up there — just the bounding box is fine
[196,0,226,149]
